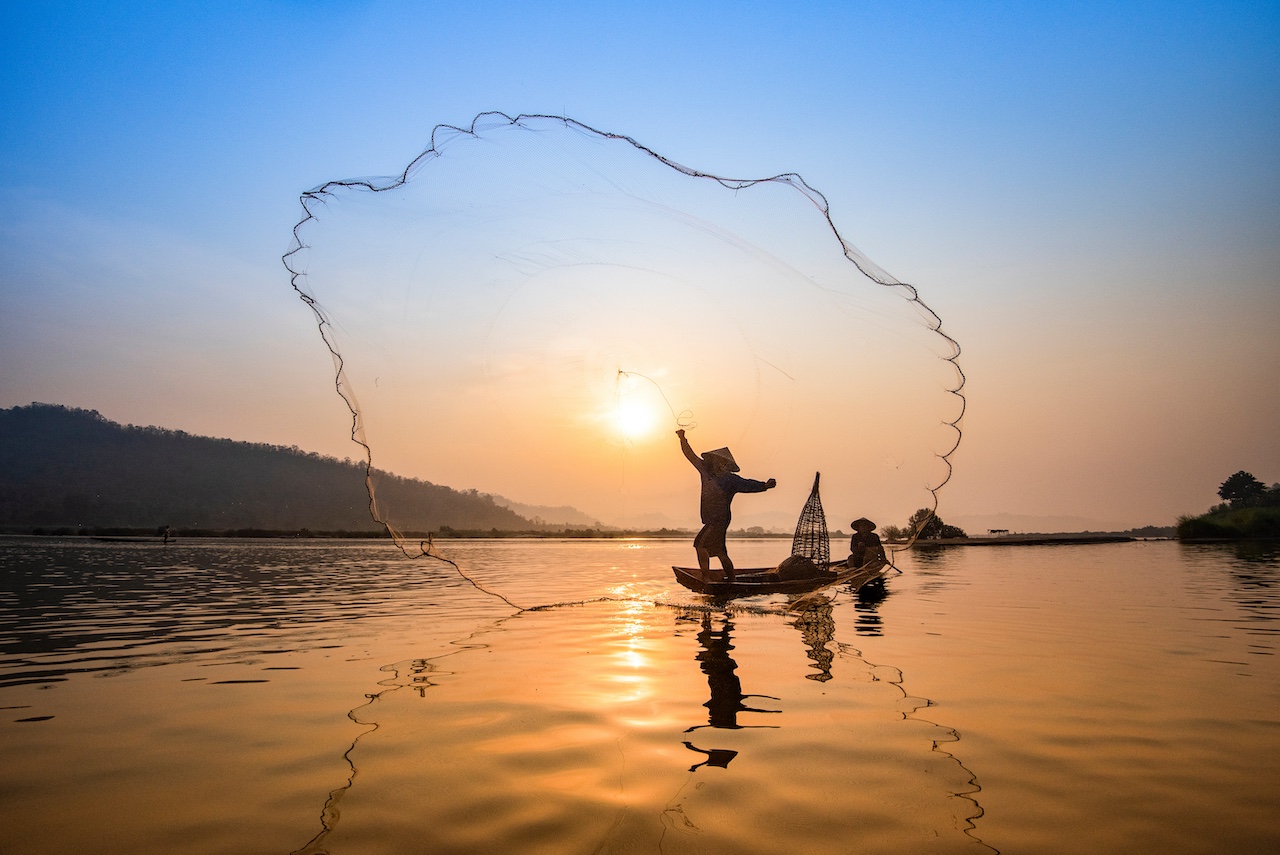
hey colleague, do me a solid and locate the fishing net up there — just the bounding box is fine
[789,473,830,567]
[284,112,964,561]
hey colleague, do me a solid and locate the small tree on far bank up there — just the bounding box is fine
[906,508,938,538]
[906,508,967,540]
[1219,471,1266,508]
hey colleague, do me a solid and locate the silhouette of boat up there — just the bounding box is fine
[673,557,889,597]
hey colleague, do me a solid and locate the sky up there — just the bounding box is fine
[1,0,1277,532]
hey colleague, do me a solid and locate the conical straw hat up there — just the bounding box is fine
[701,447,740,472]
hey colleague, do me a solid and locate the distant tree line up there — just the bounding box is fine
[0,403,540,533]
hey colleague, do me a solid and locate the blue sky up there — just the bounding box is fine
[2,1,1277,530]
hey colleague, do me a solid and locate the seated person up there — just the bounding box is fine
[848,518,886,567]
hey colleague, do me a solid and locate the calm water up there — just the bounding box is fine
[1,537,1277,854]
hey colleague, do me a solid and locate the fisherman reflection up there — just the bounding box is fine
[852,574,890,636]
[681,742,738,772]
[683,612,778,769]
[688,612,779,730]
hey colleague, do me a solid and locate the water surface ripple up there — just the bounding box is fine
[2,537,1277,854]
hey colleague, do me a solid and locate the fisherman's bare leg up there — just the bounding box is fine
[720,555,735,583]
[696,546,711,573]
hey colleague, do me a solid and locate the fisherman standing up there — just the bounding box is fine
[677,429,776,581]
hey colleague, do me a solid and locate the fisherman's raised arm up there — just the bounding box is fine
[676,429,703,469]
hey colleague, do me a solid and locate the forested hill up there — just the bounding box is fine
[0,403,538,532]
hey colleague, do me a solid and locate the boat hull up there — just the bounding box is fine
[672,558,888,598]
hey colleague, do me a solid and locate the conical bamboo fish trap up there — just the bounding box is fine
[790,472,830,567]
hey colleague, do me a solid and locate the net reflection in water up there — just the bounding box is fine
[290,599,987,855]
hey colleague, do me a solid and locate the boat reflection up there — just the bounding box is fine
[790,595,836,681]
[788,578,890,680]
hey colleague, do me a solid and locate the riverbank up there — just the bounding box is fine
[892,534,1141,548]
[1178,506,1280,540]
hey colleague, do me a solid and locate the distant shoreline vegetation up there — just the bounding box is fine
[0,403,564,534]
[1178,470,1280,541]
[1,526,724,540]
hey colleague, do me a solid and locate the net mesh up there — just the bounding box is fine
[283,112,965,573]
[790,472,830,567]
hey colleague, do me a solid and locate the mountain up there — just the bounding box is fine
[0,403,539,532]
[485,494,606,528]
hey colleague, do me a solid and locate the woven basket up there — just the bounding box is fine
[789,472,830,568]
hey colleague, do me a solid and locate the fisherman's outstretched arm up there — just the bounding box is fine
[730,475,777,493]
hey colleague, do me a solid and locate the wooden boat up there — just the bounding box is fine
[672,557,889,598]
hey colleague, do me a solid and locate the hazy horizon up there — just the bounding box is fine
[0,399,1189,536]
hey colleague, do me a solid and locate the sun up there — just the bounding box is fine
[614,398,659,442]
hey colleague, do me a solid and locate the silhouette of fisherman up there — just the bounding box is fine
[677,428,775,581]
[848,517,886,567]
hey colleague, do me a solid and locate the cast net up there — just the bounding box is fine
[284,112,963,567]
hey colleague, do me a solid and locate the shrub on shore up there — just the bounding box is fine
[1177,506,1280,540]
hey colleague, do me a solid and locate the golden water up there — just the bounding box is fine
[1,538,1276,853]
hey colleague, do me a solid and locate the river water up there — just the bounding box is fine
[1,537,1276,854]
